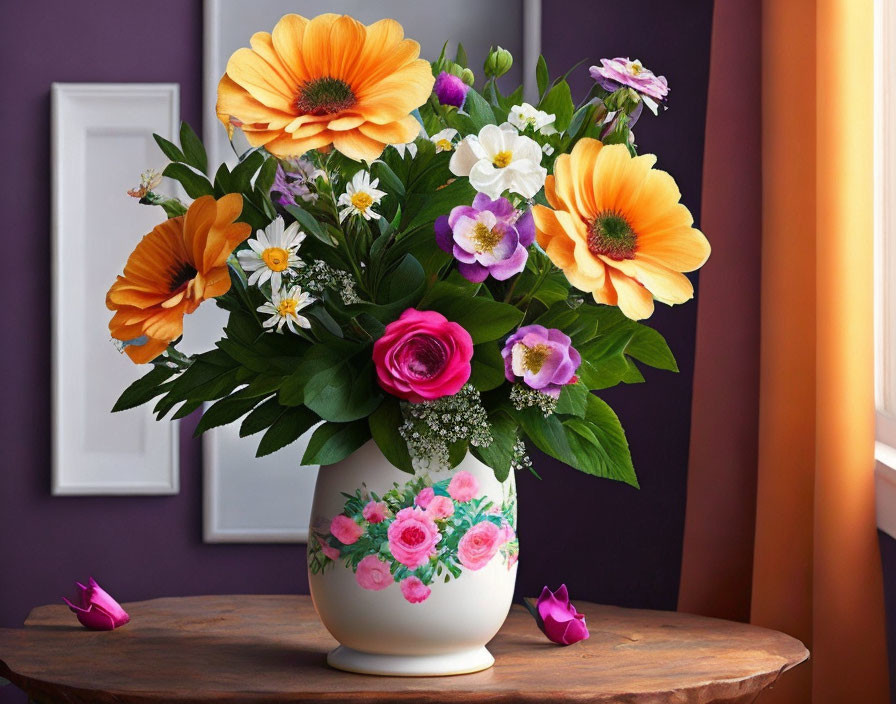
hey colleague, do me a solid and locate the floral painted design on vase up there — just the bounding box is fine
[308,470,518,604]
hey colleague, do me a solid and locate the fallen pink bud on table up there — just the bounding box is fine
[62,578,130,630]
[524,584,589,645]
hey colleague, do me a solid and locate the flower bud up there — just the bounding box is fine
[484,47,513,78]
[460,68,475,86]
[434,71,469,109]
[63,578,130,631]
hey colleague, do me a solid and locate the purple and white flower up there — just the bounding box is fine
[435,193,534,282]
[502,325,581,398]
[270,157,321,207]
[589,58,669,114]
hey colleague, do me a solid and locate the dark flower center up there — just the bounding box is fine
[296,77,356,116]
[169,261,197,294]
[400,335,448,380]
[401,526,427,546]
[587,211,637,261]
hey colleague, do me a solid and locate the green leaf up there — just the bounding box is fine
[517,407,577,466]
[369,399,414,473]
[302,420,370,465]
[240,397,283,437]
[471,410,517,481]
[555,381,588,417]
[469,342,506,391]
[463,88,497,131]
[455,42,468,68]
[536,55,549,98]
[153,134,185,163]
[303,355,382,423]
[257,405,320,458]
[284,205,330,245]
[194,393,266,436]
[403,178,477,234]
[255,155,279,195]
[112,365,178,412]
[428,295,523,344]
[162,163,214,198]
[231,150,265,193]
[561,394,638,487]
[179,122,208,173]
[373,160,405,199]
[538,80,574,131]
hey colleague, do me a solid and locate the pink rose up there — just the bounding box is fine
[62,578,130,631]
[526,584,589,645]
[321,543,341,561]
[355,555,394,591]
[457,521,502,570]
[387,507,441,568]
[448,470,479,502]
[499,523,516,545]
[425,495,455,520]
[415,487,435,508]
[330,515,363,545]
[362,500,387,523]
[372,308,473,403]
[400,576,432,604]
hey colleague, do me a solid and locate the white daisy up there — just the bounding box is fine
[449,124,547,200]
[337,171,386,222]
[257,285,313,334]
[391,141,418,159]
[507,103,557,135]
[237,216,305,291]
[430,128,459,153]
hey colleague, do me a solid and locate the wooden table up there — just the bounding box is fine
[0,594,807,703]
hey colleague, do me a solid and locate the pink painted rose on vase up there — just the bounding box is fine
[387,507,441,568]
[458,521,502,570]
[362,500,388,523]
[425,495,455,520]
[355,555,394,591]
[448,470,479,502]
[330,515,363,545]
[400,576,432,604]
[372,309,473,403]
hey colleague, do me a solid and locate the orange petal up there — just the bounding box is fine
[358,115,420,145]
[608,268,656,320]
[569,138,603,218]
[300,13,341,80]
[637,226,710,272]
[271,14,310,84]
[332,129,387,162]
[226,47,296,113]
[124,337,169,364]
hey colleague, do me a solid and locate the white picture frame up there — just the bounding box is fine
[51,83,181,495]
[200,0,541,542]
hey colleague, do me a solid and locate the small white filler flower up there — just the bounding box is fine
[430,128,459,153]
[237,216,305,291]
[338,170,386,222]
[257,284,313,334]
[449,124,547,200]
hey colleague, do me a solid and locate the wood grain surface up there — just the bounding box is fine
[0,594,808,703]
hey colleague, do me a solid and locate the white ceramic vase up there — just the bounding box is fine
[308,440,518,676]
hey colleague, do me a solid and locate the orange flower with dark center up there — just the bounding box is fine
[216,14,435,162]
[533,139,710,320]
[106,194,251,363]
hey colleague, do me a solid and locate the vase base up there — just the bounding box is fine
[326,645,495,676]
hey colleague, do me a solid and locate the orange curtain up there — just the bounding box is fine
[681,0,890,701]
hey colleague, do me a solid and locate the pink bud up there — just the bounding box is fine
[524,584,589,645]
[63,577,129,630]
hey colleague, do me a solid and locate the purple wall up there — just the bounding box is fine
[0,1,711,700]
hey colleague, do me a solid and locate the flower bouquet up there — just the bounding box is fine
[106,13,709,675]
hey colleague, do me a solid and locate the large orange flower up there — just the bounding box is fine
[216,14,434,162]
[533,139,710,320]
[106,194,251,363]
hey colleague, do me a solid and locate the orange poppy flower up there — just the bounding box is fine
[106,194,251,363]
[532,139,710,320]
[216,14,434,162]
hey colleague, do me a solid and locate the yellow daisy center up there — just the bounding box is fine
[261,247,290,272]
[296,76,356,116]
[471,222,503,253]
[522,344,551,373]
[588,210,637,261]
[492,150,513,168]
[277,297,298,317]
[629,62,643,76]
[351,192,374,212]
[436,139,453,151]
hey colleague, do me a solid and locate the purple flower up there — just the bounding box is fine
[434,194,533,283]
[590,58,669,103]
[502,324,580,398]
[524,585,590,646]
[63,578,130,631]
[434,71,469,108]
[270,157,320,208]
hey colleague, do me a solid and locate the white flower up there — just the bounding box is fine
[507,103,557,135]
[338,170,386,222]
[430,128,458,153]
[257,284,313,334]
[449,124,547,200]
[237,217,305,291]
[391,141,418,159]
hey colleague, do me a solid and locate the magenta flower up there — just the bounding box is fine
[63,578,130,631]
[372,309,473,403]
[457,521,502,571]
[435,194,534,283]
[525,585,589,645]
[400,576,432,604]
[387,507,441,568]
[434,71,469,108]
[355,555,393,591]
[502,325,581,398]
[590,58,668,113]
